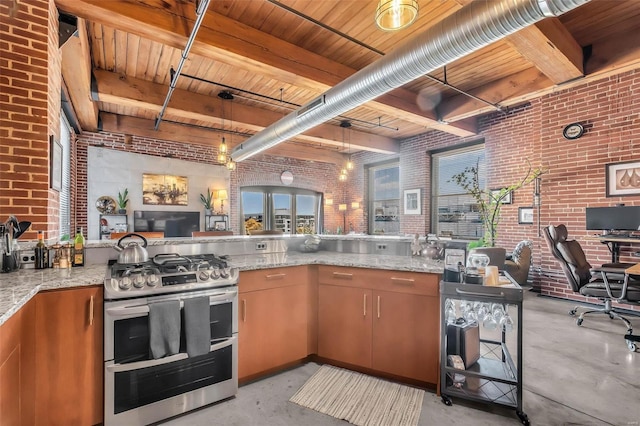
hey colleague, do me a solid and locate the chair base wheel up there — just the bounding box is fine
[576,318,583,326]
[568,309,577,316]
[626,340,637,352]
[441,395,452,406]
[517,410,530,425]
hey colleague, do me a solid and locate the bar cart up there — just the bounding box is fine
[440,273,529,425]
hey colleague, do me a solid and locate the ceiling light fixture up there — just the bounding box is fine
[375,0,419,32]
[217,91,235,165]
[342,120,354,171]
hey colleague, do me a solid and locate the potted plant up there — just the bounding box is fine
[117,188,129,214]
[450,160,545,247]
[200,188,214,215]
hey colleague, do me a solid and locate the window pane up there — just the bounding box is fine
[273,193,291,233]
[59,113,71,238]
[432,146,485,239]
[296,194,316,234]
[369,163,400,235]
[242,191,264,232]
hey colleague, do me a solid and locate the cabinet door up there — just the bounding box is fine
[372,290,439,383]
[35,286,103,426]
[0,300,35,426]
[239,284,308,379]
[318,284,372,368]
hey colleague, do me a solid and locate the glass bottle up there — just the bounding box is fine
[35,230,48,269]
[73,227,85,267]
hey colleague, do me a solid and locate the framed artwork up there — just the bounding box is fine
[518,207,534,224]
[404,189,421,215]
[142,173,188,205]
[490,188,512,204]
[606,161,640,197]
[50,135,62,192]
[214,220,227,231]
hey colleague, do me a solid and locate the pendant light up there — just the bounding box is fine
[339,120,351,180]
[375,0,419,31]
[217,91,234,164]
[343,121,354,171]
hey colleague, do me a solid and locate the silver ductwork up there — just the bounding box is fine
[231,0,590,161]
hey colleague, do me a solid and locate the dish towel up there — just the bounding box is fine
[149,300,181,359]
[184,296,212,357]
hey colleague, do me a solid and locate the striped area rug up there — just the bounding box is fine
[289,365,424,426]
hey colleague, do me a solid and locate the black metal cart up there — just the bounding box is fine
[440,275,529,425]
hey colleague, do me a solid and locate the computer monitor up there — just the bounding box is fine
[585,206,640,231]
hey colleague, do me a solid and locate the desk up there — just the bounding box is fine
[586,235,640,263]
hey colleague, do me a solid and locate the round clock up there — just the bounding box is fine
[562,122,584,140]
[280,170,294,185]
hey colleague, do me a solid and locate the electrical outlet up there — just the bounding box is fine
[376,244,387,250]
[255,243,266,250]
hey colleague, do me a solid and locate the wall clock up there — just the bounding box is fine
[562,122,584,140]
[280,170,294,185]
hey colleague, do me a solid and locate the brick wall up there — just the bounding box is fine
[0,0,59,239]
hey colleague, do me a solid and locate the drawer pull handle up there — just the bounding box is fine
[377,295,381,319]
[363,294,367,317]
[266,273,286,280]
[333,272,353,279]
[391,277,415,284]
[242,299,247,322]
[89,295,94,326]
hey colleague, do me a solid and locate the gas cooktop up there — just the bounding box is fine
[104,253,238,300]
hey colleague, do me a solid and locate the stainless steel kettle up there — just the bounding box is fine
[113,233,149,264]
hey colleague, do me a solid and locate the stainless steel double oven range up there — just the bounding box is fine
[103,252,239,425]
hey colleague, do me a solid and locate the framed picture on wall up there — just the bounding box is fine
[50,135,62,192]
[606,160,640,197]
[518,207,534,224]
[142,173,188,205]
[404,189,421,215]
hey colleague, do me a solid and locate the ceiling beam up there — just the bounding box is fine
[505,18,583,84]
[98,112,348,165]
[55,0,475,138]
[93,70,399,154]
[60,17,98,131]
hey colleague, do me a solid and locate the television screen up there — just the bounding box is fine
[133,211,200,237]
[585,206,640,231]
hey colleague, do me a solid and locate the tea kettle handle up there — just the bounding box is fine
[117,233,148,249]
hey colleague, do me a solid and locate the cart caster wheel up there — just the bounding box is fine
[576,318,583,326]
[441,395,452,406]
[517,410,530,425]
[568,309,577,316]
[626,340,637,352]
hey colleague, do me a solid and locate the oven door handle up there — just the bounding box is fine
[106,336,237,373]
[106,293,236,317]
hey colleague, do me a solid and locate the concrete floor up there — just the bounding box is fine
[160,291,640,426]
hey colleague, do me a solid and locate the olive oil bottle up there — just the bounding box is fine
[73,227,85,267]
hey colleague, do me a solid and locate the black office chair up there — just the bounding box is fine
[544,224,640,352]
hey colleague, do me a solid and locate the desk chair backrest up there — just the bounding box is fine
[543,224,593,292]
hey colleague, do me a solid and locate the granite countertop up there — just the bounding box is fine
[0,251,443,326]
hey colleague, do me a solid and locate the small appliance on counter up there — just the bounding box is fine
[1,216,30,273]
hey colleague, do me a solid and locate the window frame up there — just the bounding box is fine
[367,160,400,235]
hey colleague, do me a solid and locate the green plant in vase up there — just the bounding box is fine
[117,188,129,214]
[200,188,214,215]
[450,160,545,247]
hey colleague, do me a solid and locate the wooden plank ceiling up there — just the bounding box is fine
[56,0,640,164]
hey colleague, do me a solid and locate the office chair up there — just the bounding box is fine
[544,224,640,352]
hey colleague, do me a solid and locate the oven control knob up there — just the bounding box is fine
[220,267,230,279]
[133,275,145,288]
[119,277,132,290]
[199,271,210,281]
[147,274,159,287]
[210,267,221,279]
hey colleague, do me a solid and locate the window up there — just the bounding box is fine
[59,113,72,237]
[431,144,485,239]
[368,161,400,235]
[240,186,322,234]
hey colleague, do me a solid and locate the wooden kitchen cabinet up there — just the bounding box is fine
[318,284,372,367]
[35,286,103,426]
[239,267,308,380]
[0,298,36,426]
[317,266,440,384]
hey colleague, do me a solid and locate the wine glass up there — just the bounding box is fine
[500,312,514,332]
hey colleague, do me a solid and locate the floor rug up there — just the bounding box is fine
[289,365,424,426]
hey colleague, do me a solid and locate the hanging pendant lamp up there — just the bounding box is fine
[375,0,419,31]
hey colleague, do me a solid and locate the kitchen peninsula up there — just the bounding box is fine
[1,234,444,425]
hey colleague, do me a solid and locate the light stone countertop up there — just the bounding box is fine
[0,251,443,326]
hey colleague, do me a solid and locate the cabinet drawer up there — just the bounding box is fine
[319,266,439,296]
[240,266,307,293]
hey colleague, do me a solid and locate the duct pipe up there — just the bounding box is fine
[231,0,590,161]
[155,0,211,130]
